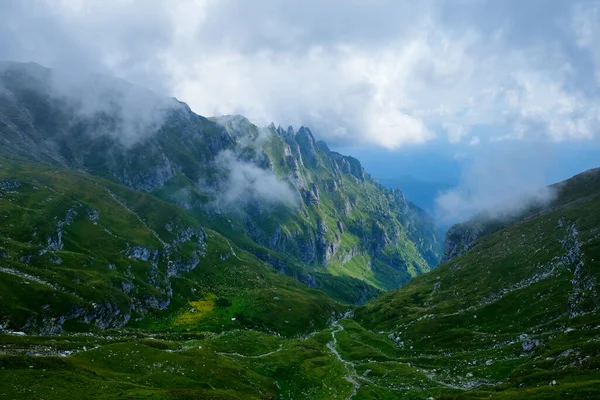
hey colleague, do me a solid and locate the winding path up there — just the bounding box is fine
[326,316,361,400]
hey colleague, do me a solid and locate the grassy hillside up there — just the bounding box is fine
[353,168,600,398]
[0,156,343,337]
[1,60,598,399]
[2,165,598,399]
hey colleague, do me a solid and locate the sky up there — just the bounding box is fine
[1,0,600,223]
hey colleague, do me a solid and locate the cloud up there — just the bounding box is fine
[468,136,480,146]
[1,0,600,149]
[212,150,299,209]
[444,123,467,144]
[0,60,180,147]
[52,71,181,146]
[434,143,557,225]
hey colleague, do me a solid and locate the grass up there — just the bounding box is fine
[0,145,599,397]
[174,294,217,326]
[0,157,343,338]
[353,168,600,399]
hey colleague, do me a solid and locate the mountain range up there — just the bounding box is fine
[0,61,598,399]
[0,61,441,304]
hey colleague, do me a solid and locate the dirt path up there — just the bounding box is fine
[326,315,361,400]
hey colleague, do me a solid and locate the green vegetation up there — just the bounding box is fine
[0,157,343,337]
[2,163,599,399]
[354,168,600,399]
[1,62,599,399]
[0,61,443,303]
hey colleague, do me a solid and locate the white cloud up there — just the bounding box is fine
[213,150,299,209]
[435,144,558,224]
[444,123,467,143]
[1,0,600,149]
[468,136,480,146]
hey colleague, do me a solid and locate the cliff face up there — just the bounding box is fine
[442,220,489,263]
[0,61,442,303]
[212,117,443,296]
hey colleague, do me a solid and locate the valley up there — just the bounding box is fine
[0,62,599,399]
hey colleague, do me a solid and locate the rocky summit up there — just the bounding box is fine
[0,62,599,399]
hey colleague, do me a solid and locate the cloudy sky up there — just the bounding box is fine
[2,0,600,222]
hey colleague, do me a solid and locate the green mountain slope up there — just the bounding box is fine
[2,60,597,399]
[0,61,442,303]
[1,170,597,400]
[0,157,342,337]
[352,168,600,398]
[443,167,600,263]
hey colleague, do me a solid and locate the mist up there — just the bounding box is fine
[48,68,180,147]
[212,150,299,210]
[434,143,558,226]
[0,61,180,147]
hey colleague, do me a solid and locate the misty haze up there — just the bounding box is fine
[0,1,599,399]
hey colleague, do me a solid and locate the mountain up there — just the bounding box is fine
[0,61,442,303]
[443,167,600,262]
[353,168,600,398]
[0,157,343,336]
[1,166,597,400]
[2,60,598,399]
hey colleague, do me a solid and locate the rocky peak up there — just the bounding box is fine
[316,140,331,154]
[295,126,319,168]
[211,114,258,142]
[328,152,365,181]
[392,188,408,208]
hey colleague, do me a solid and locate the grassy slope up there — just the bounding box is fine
[0,156,343,337]
[0,328,360,400]
[0,62,441,305]
[2,159,598,399]
[352,168,600,398]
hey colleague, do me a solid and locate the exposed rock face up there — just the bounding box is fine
[47,208,77,251]
[125,246,155,262]
[442,222,486,263]
[302,184,320,205]
[295,127,319,168]
[298,273,317,289]
[0,179,21,191]
[519,334,541,352]
[168,249,204,278]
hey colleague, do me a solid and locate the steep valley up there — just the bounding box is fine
[0,62,599,399]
